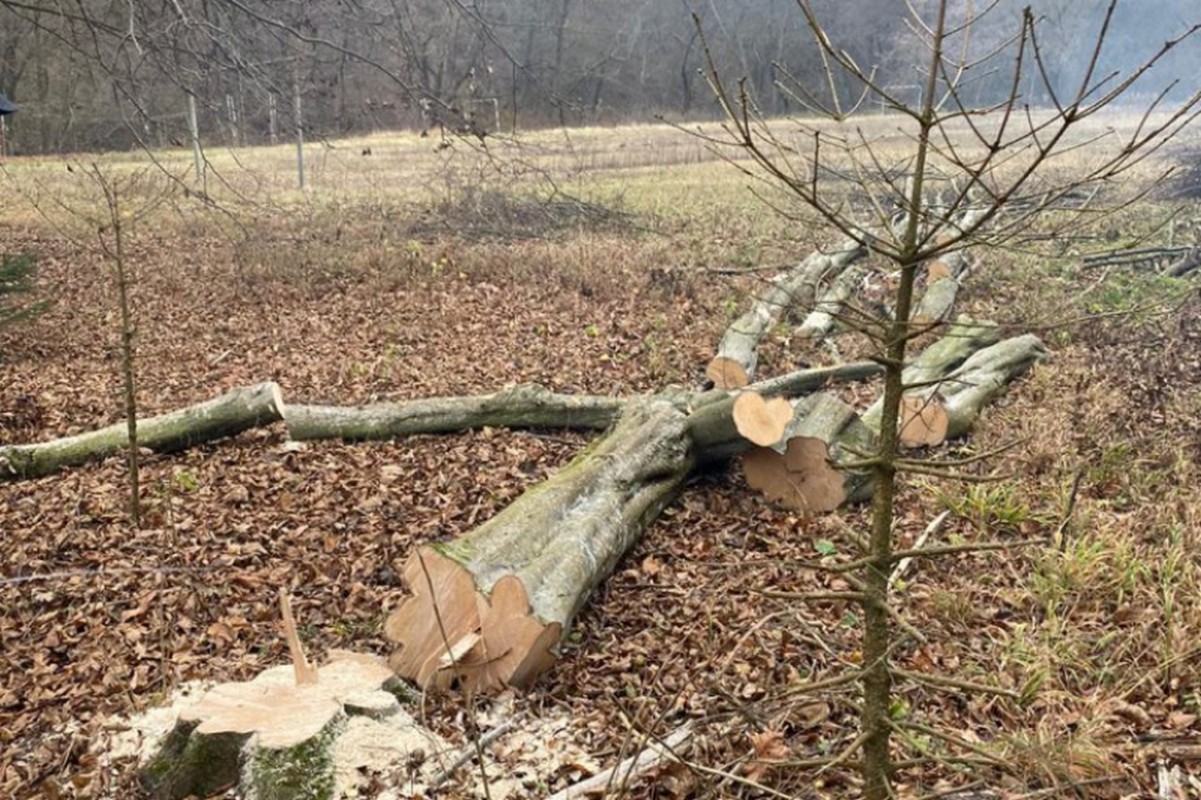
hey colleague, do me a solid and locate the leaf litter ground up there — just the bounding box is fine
[2,211,1201,800]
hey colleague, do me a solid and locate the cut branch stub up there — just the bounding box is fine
[897,393,949,448]
[706,356,749,390]
[926,260,952,282]
[743,438,847,513]
[732,392,793,446]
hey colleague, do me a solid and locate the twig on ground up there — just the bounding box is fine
[428,720,516,790]
[544,723,694,800]
[890,510,952,589]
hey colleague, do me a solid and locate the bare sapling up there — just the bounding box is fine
[701,0,1201,796]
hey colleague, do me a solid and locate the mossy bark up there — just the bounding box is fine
[140,720,250,800]
[248,715,345,800]
[285,384,625,441]
[0,382,284,480]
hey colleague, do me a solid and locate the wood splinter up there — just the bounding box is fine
[279,589,319,686]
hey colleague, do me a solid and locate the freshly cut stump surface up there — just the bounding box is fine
[140,652,409,800]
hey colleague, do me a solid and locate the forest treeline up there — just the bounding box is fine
[0,0,1197,154]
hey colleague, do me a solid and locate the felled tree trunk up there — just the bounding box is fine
[860,317,1000,438]
[0,382,284,480]
[743,393,876,513]
[285,384,624,441]
[927,333,1049,441]
[386,398,696,693]
[383,362,883,693]
[707,240,866,388]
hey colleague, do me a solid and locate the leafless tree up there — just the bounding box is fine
[702,0,1200,796]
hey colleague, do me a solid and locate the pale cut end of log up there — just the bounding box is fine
[898,394,949,448]
[706,357,749,390]
[385,548,480,682]
[742,438,847,514]
[279,590,319,686]
[478,576,561,690]
[385,548,560,693]
[926,260,952,282]
[732,392,793,447]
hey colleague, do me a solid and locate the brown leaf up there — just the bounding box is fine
[745,729,789,782]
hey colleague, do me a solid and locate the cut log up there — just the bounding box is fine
[383,361,888,692]
[140,652,408,800]
[742,393,875,513]
[285,383,624,441]
[744,438,847,513]
[707,240,866,388]
[876,333,1050,448]
[0,382,284,480]
[935,333,1050,440]
[739,332,1046,512]
[896,393,950,447]
[912,276,961,327]
[860,317,1000,434]
[794,265,867,341]
[385,398,700,693]
[732,392,793,447]
[910,207,989,326]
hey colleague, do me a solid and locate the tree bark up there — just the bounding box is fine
[936,333,1049,439]
[707,240,866,388]
[794,265,868,341]
[385,397,697,693]
[0,382,284,480]
[285,384,625,441]
[911,207,988,325]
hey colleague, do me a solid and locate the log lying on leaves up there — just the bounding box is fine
[860,317,1000,439]
[794,265,868,341]
[707,240,866,388]
[738,327,1047,513]
[384,362,885,693]
[0,382,284,480]
[285,383,625,441]
[386,398,699,693]
[911,207,990,326]
[743,393,876,513]
[916,334,1049,443]
[141,652,406,800]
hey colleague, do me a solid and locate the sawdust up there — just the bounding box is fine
[93,679,615,799]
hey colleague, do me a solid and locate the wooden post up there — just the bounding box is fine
[293,69,305,189]
[268,93,278,145]
[225,94,239,147]
[187,93,202,179]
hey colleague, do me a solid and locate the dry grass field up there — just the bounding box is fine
[1,113,1200,799]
